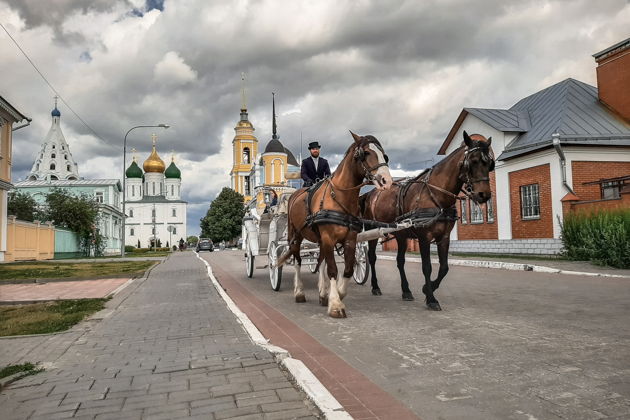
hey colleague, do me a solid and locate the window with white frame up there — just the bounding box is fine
[486,198,495,223]
[460,199,468,224]
[520,184,540,219]
[601,181,621,199]
[471,201,483,223]
[95,191,104,203]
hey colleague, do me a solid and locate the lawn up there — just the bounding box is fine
[0,299,108,337]
[0,260,155,282]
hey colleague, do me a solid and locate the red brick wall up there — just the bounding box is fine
[509,164,553,239]
[596,47,630,121]
[571,161,630,201]
[456,171,498,240]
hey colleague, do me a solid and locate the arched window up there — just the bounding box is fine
[243,147,250,164]
[50,175,58,180]
[171,185,174,195]
[132,185,135,196]
[129,209,134,217]
[130,228,134,236]
[152,208,156,218]
[152,183,155,195]
[172,208,176,217]
[51,153,56,159]
[28,175,37,181]
[36,163,40,171]
[67,165,71,171]
[52,145,56,149]
[50,163,56,170]
[64,155,68,160]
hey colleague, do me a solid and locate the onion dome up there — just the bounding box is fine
[125,157,143,178]
[143,144,165,173]
[51,107,61,117]
[165,157,181,179]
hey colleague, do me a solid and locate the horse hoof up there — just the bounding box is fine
[319,296,328,306]
[295,295,306,303]
[426,302,442,311]
[402,292,415,301]
[330,308,347,318]
[371,289,382,296]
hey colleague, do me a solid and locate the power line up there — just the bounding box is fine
[0,22,115,150]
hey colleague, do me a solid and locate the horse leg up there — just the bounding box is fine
[291,237,306,303]
[419,238,441,311]
[396,235,414,301]
[367,239,381,296]
[321,239,345,318]
[423,236,449,294]
[318,260,329,306]
[339,237,357,300]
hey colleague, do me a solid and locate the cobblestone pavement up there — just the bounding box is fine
[205,250,630,420]
[0,252,320,420]
[0,278,129,302]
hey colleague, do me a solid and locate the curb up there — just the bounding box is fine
[0,372,26,391]
[194,252,352,420]
[377,255,630,279]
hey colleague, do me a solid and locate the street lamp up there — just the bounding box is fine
[121,124,169,257]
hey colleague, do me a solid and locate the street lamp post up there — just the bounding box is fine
[122,124,169,257]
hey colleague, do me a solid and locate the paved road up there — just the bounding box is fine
[0,252,320,419]
[201,250,630,420]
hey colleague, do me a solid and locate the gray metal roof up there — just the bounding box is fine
[15,179,122,189]
[497,78,630,160]
[593,37,630,59]
[464,108,529,132]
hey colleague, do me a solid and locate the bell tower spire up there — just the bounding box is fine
[272,92,278,140]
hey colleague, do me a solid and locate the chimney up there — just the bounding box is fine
[593,37,630,123]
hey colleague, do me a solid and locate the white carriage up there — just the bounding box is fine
[242,188,370,291]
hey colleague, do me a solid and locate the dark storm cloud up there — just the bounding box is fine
[2,0,629,234]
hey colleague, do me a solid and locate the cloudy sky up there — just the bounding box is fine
[2,0,628,235]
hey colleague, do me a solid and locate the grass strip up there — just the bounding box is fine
[0,260,155,282]
[0,362,43,380]
[0,298,108,337]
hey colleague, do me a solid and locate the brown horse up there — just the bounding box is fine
[276,132,393,318]
[361,131,494,310]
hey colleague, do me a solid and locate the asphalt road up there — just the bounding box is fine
[200,249,630,420]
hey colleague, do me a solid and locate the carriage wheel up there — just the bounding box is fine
[268,241,283,291]
[245,246,255,278]
[353,243,370,285]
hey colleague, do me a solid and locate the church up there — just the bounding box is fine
[124,136,187,249]
[230,76,300,208]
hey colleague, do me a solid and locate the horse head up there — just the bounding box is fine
[349,131,393,190]
[460,131,495,203]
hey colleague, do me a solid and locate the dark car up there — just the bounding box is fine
[196,239,213,252]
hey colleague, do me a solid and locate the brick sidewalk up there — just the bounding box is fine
[0,278,129,302]
[0,252,320,419]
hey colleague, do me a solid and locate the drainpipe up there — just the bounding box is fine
[12,117,32,131]
[552,133,575,195]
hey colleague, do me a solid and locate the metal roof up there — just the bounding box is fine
[0,95,28,122]
[592,37,630,59]
[498,78,630,159]
[464,108,529,132]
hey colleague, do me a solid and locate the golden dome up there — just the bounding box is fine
[143,144,166,173]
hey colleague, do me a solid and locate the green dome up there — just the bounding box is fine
[165,161,181,179]
[125,160,143,178]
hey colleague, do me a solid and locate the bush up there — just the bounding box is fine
[561,209,630,268]
[124,245,135,252]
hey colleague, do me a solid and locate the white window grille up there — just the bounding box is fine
[95,192,104,203]
[520,184,540,219]
[486,198,495,223]
[471,201,483,223]
[460,199,468,224]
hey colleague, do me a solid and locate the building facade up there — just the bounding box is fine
[0,95,29,261]
[124,139,187,249]
[435,38,630,255]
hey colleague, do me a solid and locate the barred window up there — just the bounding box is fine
[471,201,483,223]
[520,184,540,219]
[460,199,468,224]
[487,198,495,223]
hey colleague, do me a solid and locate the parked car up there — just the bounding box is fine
[196,239,213,252]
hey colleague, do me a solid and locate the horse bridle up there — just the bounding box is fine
[459,145,494,196]
[353,141,389,184]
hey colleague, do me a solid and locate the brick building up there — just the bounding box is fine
[385,38,630,255]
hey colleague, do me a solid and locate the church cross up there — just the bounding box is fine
[151,133,158,145]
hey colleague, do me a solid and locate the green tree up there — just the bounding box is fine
[200,188,244,242]
[187,235,199,245]
[7,191,40,222]
[45,188,103,256]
